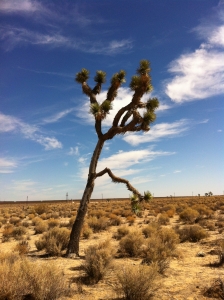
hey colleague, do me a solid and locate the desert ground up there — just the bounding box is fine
[1,196,224,300]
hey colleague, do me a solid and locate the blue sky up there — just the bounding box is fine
[0,0,223,201]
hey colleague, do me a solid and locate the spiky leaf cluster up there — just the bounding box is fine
[130,194,141,214]
[111,70,126,85]
[90,100,112,120]
[143,190,153,202]
[75,68,89,83]
[146,98,159,111]
[137,60,151,75]
[94,71,106,84]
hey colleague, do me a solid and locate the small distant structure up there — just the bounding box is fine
[66,192,68,201]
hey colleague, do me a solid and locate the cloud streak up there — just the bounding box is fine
[165,18,224,103]
[0,112,62,150]
[0,157,17,173]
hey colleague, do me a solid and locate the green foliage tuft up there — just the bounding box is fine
[143,110,156,123]
[144,190,153,202]
[100,100,113,114]
[137,60,151,75]
[130,75,140,91]
[75,68,90,83]
[146,97,159,111]
[94,70,106,83]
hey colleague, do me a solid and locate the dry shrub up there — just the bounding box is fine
[176,224,208,242]
[0,216,7,224]
[35,220,48,234]
[142,221,160,238]
[11,225,27,240]
[126,215,135,225]
[34,203,49,215]
[21,220,30,228]
[119,229,144,257]
[81,224,93,239]
[114,263,159,300]
[0,253,69,300]
[113,225,130,240]
[32,216,42,226]
[14,240,30,255]
[2,224,14,242]
[203,278,224,299]
[158,213,170,225]
[87,216,109,232]
[141,228,179,274]
[192,204,213,218]
[9,216,21,225]
[108,213,122,226]
[82,240,115,284]
[35,227,70,256]
[47,218,60,228]
[179,207,199,223]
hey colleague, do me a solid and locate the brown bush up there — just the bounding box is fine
[179,208,199,223]
[9,216,21,226]
[81,224,93,239]
[11,226,27,240]
[176,224,208,242]
[141,228,179,274]
[87,216,109,232]
[142,221,160,238]
[114,264,159,300]
[126,215,135,225]
[34,203,49,215]
[35,227,70,256]
[47,218,60,228]
[119,229,144,257]
[108,213,122,226]
[0,254,69,300]
[82,240,115,284]
[158,213,170,225]
[35,220,48,234]
[2,224,14,242]
[113,225,130,240]
[14,240,30,255]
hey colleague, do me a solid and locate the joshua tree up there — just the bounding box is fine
[66,60,159,256]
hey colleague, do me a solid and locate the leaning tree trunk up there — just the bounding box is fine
[66,139,104,256]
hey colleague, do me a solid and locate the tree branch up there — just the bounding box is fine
[95,167,143,200]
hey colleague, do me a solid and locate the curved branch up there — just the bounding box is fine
[95,167,143,200]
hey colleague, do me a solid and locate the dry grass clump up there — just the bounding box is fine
[113,225,130,240]
[114,263,159,300]
[81,224,93,239]
[34,203,49,215]
[108,213,122,226]
[176,224,208,242]
[11,225,27,240]
[87,216,109,232]
[47,218,60,228]
[35,227,70,256]
[14,240,30,255]
[203,278,224,299]
[9,216,21,225]
[82,240,115,284]
[0,253,69,300]
[179,207,199,223]
[142,221,160,238]
[35,220,48,234]
[141,227,179,274]
[119,229,145,257]
[158,213,170,225]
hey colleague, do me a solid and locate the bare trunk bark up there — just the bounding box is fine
[66,139,104,256]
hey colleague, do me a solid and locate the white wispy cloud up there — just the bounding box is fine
[0,157,17,173]
[79,148,174,190]
[0,112,62,150]
[0,0,45,14]
[11,179,37,192]
[165,15,224,103]
[42,108,75,124]
[0,25,133,54]
[68,146,79,156]
[123,119,190,146]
